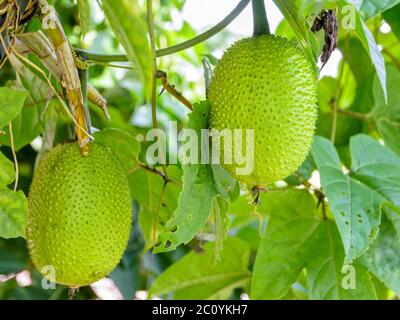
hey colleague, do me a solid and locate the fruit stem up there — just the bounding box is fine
[78,68,92,138]
[74,0,251,62]
[252,0,270,36]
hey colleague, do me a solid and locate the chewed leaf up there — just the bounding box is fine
[154,101,237,253]
[311,135,400,264]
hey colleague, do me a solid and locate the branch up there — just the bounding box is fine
[147,0,169,182]
[74,0,251,63]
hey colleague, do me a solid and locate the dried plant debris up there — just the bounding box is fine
[311,9,339,70]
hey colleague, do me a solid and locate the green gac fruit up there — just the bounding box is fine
[27,142,132,287]
[209,35,318,188]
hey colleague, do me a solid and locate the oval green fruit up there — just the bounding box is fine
[27,142,132,287]
[209,35,318,187]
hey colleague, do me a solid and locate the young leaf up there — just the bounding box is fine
[102,0,152,95]
[0,188,27,239]
[149,237,251,299]
[0,87,28,129]
[0,152,15,187]
[360,209,400,295]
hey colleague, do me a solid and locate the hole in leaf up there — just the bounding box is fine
[154,241,162,247]
[165,240,171,248]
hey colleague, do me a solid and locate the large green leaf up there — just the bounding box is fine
[102,0,152,95]
[371,64,400,155]
[360,209,400,295]
[154,101,237,253]
[346,0,400,20]
[150,237,251,299]
[311,135,400,264]
[251,189,376,300]
[0,152,15,187]
[0,188,27,239]
[0,87,28,129]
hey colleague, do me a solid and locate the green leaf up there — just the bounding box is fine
[0,87,28,129]
[272,0,316,68]
[251,190,321,299]
[371,64,400,154]
[0,249,28,274]
[77,0,91,36]
[0,152,15,187]
[346,0,400,20]
[350,134,400,208]
[311,135,400,264]
[383,4,400,41]
[154,101,237,253]
[93,128,141,174]
[0,56,54,150]
[338,2,387,101]
[251,189,377,300]
[212,197,230,263]
[360,209,400,295]
[102,0,152,95]
[306,220,377,300]
[311,136,381,264]
[149,237,251,299]
[0,188,27,239]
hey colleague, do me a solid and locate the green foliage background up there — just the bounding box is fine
[1,0,400,300]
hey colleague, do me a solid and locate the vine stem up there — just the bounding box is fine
[252,0,270,36]
[8,122,18,192]
[330,57,346,144]
[75,0,251,63]
[147,0,169,181]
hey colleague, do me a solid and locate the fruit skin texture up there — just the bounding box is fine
[27,142,132,287]
[209,35,318,187]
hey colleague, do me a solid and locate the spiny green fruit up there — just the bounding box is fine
[209,35,318,187]
[27,142,132,287]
